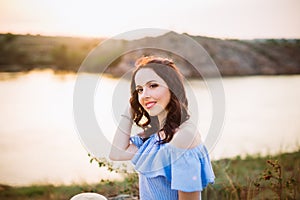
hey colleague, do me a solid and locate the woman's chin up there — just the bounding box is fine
[144,104,167,117]
[149,109,167,118]
[148,110,160,117]
[148,111,158,116]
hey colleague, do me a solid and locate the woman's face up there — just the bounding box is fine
[134,68,171,118]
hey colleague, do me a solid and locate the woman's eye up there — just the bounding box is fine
[136,88,143,94]
[149,83,158,88]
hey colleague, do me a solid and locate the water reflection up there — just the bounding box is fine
[0,70,299,186]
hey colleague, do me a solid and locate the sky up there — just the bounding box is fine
[0,0,300,39]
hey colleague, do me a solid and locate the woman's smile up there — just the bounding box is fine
[145,101,157,109]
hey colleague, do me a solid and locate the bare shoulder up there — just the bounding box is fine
[169,120,202,149]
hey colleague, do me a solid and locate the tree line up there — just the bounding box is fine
[0,33,100,72]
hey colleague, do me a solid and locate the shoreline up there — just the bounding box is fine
[1,149,299,199]
[1,33,300,77]
[1,149,298,188]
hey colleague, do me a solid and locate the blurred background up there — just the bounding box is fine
[0,0,299,191]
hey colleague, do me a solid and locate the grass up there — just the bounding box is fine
[0,150,299,200]
[204,150,300,199]
[0,179,137,200]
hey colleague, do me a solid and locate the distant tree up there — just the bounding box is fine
[51,44,70,70]
[0,34,21,65]
[51,44,85,71]
[4,33,16,43]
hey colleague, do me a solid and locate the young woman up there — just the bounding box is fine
[109,56,215,200]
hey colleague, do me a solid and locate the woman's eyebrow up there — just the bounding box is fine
[136,80,157,87]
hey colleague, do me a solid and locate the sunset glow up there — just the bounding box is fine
[1,0,300,39]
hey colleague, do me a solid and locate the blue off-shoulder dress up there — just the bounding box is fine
[130,133,215,200]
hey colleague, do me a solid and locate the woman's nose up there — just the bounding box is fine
[140,87,150,99]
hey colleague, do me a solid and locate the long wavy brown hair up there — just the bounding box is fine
[129,56,189,144]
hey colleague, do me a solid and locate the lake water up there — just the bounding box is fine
[0,70,299,186]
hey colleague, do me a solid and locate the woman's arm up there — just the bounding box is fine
[178,191,200,200]
[175,120,202,200]
[109,107,138,161]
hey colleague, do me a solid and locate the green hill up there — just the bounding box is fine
[0,33,101,72]
[1,33,300,77]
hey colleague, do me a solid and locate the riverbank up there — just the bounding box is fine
[1,33,299,77]
[1,149,299,200]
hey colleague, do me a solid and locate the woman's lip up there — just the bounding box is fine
[145,102,156,109]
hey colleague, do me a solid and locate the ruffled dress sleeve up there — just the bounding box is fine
[130,134,215,192]
[130,135,144,148]
[167,144,215,191]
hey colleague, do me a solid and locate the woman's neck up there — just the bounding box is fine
[158,110,167,129]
